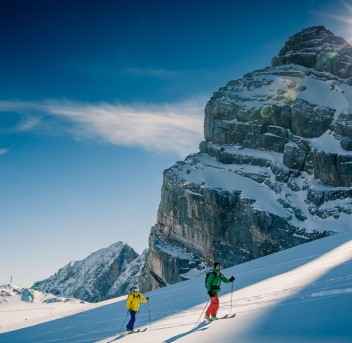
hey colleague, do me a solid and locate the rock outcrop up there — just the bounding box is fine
[272,26,352,79]
[141,26,352,288]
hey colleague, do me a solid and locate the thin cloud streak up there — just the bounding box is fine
[122,67,182,78]
[0,148,9,155]
[17,117,43,131]
[0,99,205,157]
[340,0,352,13]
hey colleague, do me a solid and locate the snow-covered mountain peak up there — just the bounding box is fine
[33,241,144,302]
[272,26,352,79]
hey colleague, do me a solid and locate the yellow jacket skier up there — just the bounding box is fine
[125,286,149,333]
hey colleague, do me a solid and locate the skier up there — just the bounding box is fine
[205,261,235,321]
[125,286,149,333]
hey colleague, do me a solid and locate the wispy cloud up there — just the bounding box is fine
[122,67,182,78]
[67,59,184,79]
[0,99,205,157]
[0,148,9,156]
[340,0,352,13]
[17,116,43,131]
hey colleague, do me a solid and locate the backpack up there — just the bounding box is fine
[205,270,216,288]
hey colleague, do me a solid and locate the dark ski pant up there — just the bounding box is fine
[127,310,137,330]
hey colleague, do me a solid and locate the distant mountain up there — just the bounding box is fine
[0,284,84,304]
[141,26,352,289]
[33,242,148,302]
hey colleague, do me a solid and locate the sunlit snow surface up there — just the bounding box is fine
[1,232,351,342]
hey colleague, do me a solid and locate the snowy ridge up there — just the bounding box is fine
[107,250,148,297]
[34,242,141,302]
[180,147,351,232]
[225,64,352,120]
[0,284,85,305]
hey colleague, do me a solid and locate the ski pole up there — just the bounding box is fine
[192,298,210,330]
[147,299,152,328]
[230,281,234,316]
[118,311,129,332]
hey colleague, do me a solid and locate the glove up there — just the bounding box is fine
[229,276,235,282]
[146,297,149,301]
[207,291,213,298]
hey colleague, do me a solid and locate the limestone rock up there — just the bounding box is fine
[272,26,352,80]
[142,26,352,288]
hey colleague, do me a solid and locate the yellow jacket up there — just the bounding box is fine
[126,291,148,311]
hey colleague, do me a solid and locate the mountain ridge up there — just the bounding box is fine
[33,241,145,302]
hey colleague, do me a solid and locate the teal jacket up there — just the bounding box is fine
[206,268,231,294]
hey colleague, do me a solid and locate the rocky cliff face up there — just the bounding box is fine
[34,242,148,302]
[142,26,352,288]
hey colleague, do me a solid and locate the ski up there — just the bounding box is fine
[126,328,148,334]
[204,314,236,322]
[220,313,236,319]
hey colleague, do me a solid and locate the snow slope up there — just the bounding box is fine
[0,285,88,334]
[1,231,351,343]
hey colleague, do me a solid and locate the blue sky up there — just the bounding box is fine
[1,0,351,287]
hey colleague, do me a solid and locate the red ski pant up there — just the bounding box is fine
[206,294,219,316]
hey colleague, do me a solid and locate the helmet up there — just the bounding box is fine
[131,286,139,292]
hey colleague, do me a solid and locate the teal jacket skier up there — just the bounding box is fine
[205,261,235,320]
